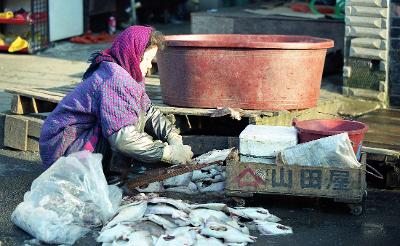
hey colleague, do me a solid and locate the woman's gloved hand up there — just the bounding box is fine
[167,132,183,146]
[162,144,194,165]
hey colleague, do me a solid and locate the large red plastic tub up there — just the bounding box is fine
[293,119,369,158]
[157,34,334,110]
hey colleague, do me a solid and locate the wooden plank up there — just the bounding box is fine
[358,115,400,125]
[363,141,400,151]
[360,122,400,135]
[4,115,28,151]
[27,137,39,152]
[10,95,24,114]
[361,146,400,158]
[5,88,63,104]
[362,109,400,118]
[10,95,38,115]
[27,88,70,98]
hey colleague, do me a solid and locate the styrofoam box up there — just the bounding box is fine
[240,155,276,164]
[239,125,298,159]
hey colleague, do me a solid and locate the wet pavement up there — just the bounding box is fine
[0,146,399,246]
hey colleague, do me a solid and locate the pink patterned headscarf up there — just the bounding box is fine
[83,25,153,82]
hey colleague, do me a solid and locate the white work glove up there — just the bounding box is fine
[167,132,183,146]
[162,144,194,165]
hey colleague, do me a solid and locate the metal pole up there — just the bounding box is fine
[130,0,137,25]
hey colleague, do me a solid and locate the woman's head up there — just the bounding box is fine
[84,25,164,82]
[140,30,164,77]
[107,26,164,81]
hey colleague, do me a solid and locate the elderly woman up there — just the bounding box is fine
[39,26,193,172]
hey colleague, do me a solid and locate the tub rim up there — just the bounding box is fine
[163,34,334,50]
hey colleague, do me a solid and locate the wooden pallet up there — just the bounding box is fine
[5,76,350,127]
[5,77,275,121]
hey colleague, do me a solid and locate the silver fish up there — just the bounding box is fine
[225,220,250,235]
[194,149,233,164]
[200,218,256,243]
[149,197,191,213]
[155,231,196,246]
[129,221,165,237]
[165,226,200,236]
[126,230,153,246]
[190,203,228,212]
[111,239,129,246]
[189,209,230,226]
[146,204,189,219]
[145,214,178,230]
[192,169,218,181]
[163,172,193,187]
[136,182,165,193]
[229,207,281,222]
[106,201,147,228]
[194,234,225,246]
[165,182,198,194]
[254,220,293,235]
[97,223,133,243]
[198,181,225,193]
[159,215,192,227]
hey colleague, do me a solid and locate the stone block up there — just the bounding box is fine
[351,37,387,49]
[346,26,387,39]
[346,6,388,18]
[349,47,387,60]
[347,0,388,7]
[345,16,387,28]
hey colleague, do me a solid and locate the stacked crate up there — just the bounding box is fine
[343,0,389,104]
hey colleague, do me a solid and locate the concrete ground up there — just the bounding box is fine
[0,22,400,245]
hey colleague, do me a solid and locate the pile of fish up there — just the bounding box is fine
[136,149,232,194]
[97,193,293,245]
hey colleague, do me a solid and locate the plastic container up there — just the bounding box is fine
[293,119,368,159]
[239,125,298,164]
[157,34,334,110]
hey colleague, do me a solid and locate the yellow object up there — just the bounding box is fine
[8,36,29,52]
[0,11,14,19]
[0,38,5,46]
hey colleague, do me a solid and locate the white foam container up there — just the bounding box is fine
[239,125,298,163]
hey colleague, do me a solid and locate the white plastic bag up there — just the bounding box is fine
[11,151,122,245]
[279,133,361,168]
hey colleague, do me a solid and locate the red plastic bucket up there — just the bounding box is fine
[292,119,368,159]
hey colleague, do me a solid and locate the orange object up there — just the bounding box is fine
[70,32,116,44]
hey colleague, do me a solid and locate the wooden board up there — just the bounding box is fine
[358,109,400,151]
[2,115,44,152]
[4,115,29,151]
